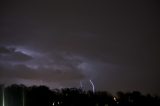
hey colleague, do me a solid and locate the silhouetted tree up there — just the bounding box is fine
[5,84,25,106]
[0,85,3,106]
[1,84,160,106]
[116,91,160,106]
[26,85,53,106]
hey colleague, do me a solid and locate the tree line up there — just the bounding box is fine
[0,84,160,106]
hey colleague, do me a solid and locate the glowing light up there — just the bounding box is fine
[53,102,55,106]
[2,87,5,106]
[89,80,95,93]
[113,96,119,104]
[113,97,117,101]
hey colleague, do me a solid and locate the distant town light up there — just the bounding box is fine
[2,87,5,106]
[113,97,117,101]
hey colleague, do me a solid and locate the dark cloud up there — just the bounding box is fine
[0,0,160,94]
[0,46,12,53]
[0,63,84,82]
[0,46,85,87]
[0,46,32,62]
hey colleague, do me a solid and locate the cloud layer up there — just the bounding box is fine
[0,46,86,88]
[0,0,160,94]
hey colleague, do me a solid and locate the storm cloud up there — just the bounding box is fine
[0,0,160,94]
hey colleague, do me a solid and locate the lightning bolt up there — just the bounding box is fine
[80,81,83,89]
[89,80,95,93]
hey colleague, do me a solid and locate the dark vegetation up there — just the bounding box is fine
[0,84,160,106]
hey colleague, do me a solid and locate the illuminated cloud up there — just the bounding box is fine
[0,0,160,94]
[0,45,86,87]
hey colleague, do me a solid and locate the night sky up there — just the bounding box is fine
[0,0,160,94]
